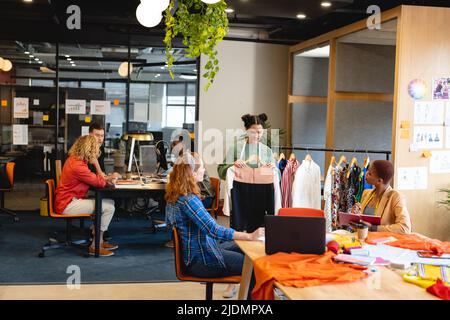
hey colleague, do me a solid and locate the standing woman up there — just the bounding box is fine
[217,113,275,180]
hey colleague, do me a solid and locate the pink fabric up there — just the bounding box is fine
[234,167,274,184]
[280,159,299,208]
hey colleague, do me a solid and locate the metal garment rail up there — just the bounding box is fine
[278,146,391,161]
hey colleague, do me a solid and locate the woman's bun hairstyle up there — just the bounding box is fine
[241,113,268,129]
[258,113,268,123]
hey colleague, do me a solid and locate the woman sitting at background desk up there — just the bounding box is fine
[55,135,118,257]
[352,160,412,234]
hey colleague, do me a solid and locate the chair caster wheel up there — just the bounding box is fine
[38,252,45,258]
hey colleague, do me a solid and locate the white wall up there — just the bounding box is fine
[198,40,289,179]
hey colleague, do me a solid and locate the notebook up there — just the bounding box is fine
[338,212,381,226]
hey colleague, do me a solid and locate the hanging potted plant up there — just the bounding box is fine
[164,0,228,91]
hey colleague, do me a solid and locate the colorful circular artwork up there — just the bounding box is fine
[408,79,427,100]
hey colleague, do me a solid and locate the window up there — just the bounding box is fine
[164,83,196,128]
[80,81,103,89]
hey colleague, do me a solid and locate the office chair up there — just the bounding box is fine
[55,160,62,186]
[0,162,19,222]
[278,207,325,218]
[172,227,241,300]
[38,179,93,257]
[206,177,220,219]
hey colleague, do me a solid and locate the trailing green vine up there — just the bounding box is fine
[164,0,228,91]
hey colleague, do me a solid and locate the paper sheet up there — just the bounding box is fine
[90,100,111,115]
[81,126,89,136]
[12,124,28,145]
[397,167,428,190]
[65,99,86,114]
[364,244,450,267]
[446,127,450,148]
[414,101,445,125]
[430,151,450,173]
[413,126,444,149]
[13,97,29,118]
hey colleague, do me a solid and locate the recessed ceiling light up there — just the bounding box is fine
[34,58,39,61]
[24,51,30,54]
[160,66,165,69]
[23,0,33,3]
[29,55,34,58]
[67,58,72,61]
[297,13,307,19]
[65,55,70,58]
[38,61,42,64]
[194,69,197,72]
[321,1,332,7]
[225,8,234,13]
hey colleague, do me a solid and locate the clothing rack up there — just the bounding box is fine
[279,146,391,161]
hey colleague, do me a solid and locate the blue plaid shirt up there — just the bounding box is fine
[166,194,235,269]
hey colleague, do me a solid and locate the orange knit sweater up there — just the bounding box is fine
[252,251,367,300]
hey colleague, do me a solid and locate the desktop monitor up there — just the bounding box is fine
[155,140,169,172]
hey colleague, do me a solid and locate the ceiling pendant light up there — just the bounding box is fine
[118,62,133,77]
[2,59,13,72]
[0,57,4,70]
[201,0,221,4]
[141,0,170,12]
[136,1,165,28]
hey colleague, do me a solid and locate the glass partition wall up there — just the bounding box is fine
[0,40,198,194]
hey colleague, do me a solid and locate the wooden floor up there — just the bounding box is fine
[0,282,237,300]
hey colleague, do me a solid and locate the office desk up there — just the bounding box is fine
[235,240,437,300]
[93,183,167,258]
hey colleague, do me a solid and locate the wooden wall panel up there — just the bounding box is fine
[395,6,450,240]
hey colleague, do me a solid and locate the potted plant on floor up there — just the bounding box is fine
[164,0,228,91]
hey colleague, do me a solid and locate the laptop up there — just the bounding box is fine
[264,215,326,255]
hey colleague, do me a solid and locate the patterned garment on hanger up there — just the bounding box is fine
[355,164,373,202]
[323,164,334,232]
[338,164,349,213]
[346,164,362,213]
[331,165,344,229]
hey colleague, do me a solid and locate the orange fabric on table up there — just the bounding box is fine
[366,232,450,256]
[251,251,367,300]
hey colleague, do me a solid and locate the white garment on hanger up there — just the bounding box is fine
[291,159,321,210]
[223,166,281,216]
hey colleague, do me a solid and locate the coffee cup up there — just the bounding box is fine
[357,223,369,241]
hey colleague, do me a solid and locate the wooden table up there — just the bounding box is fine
[235,240,437,300]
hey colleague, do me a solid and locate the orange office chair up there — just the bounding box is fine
[278,207,325,218]
[55,160,62,186]
[38,179,93,258]
[173,227,241,300]
[206,177,220,219]
[0,162,19,222]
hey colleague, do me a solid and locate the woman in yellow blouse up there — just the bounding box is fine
[352,160,412,234]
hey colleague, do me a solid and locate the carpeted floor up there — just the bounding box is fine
[0,211,177,285]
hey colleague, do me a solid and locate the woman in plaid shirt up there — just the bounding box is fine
[166,153,264,297]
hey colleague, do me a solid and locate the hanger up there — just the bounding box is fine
[304,147,312,161]
[330,155,337,166]
[289,153,296,161]
[337,155,347,166]
[346,156,358,178]
[363,152,370,169]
